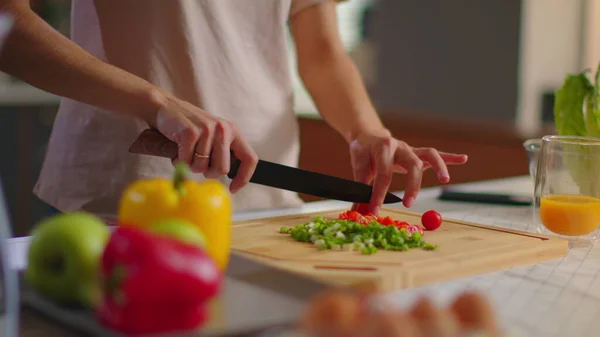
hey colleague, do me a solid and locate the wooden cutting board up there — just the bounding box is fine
[231,208,569,292]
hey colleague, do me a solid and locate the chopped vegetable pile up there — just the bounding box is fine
[279,211,438,255]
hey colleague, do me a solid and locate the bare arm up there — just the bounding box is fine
[289,1,387,143]
[290,1,468,212]
[0,0,259,190]
[0,0,164,123]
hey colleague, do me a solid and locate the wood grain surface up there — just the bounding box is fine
[231,207,569,291]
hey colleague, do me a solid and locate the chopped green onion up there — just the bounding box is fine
[278,215,439,254]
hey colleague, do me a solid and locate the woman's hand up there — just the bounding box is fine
[149,92,258,194]
[349,128,468,213]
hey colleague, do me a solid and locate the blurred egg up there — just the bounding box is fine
[358,310,419,337]
[410,296,460,337]
[450,291,499,336]
[299,290,362,337]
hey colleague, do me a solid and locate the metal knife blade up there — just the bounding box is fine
[129,129,402,204]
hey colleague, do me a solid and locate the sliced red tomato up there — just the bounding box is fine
[393,220,409,228]
[364,215,377,224]
[338,210,358,221]
[338,210,426,235]
[385,220,424,235]
[406,225,424,235]
[338,211,370,225]
[377,216,395,226]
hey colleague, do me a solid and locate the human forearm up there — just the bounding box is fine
[291,2,468,211]
[290,0,386,144]
[0,5,163,123]
[299,52,387,143]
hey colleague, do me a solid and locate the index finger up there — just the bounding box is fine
[395,146,424,208]
[369,141,395,214]
[439,152,469,164]
[228,135,258,194]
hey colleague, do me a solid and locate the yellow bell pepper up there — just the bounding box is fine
[117,163,232,271]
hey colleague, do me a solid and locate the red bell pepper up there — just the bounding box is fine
[97,226,223,335]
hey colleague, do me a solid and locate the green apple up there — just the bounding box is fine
[25,211,109,309]
[146,218,208,249]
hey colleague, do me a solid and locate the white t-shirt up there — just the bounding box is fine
[34,0,333,221]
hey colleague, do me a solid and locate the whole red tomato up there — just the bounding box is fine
[421,210,442,231]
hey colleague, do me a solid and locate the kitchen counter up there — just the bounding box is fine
[296,113,552,204]
[7,175,599,337]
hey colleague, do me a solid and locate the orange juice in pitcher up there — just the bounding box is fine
[540,194,600,236]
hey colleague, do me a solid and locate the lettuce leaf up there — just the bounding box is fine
[589,63,600,137]
[553,65,600,197]
[554,72,592,136]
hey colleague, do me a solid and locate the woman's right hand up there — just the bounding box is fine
[148,92,258,194]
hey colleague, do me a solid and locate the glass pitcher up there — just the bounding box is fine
[533,135,600,246]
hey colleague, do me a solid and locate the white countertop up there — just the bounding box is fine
[7,175,599,337]
[384,176,599,337]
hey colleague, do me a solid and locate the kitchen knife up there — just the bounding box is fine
[129,129,402,204]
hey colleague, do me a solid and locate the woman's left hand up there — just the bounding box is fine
[349,129,468,214]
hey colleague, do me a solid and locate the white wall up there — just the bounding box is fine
[516,0,586,135]
[582,0,600,72]
[290,0,593,127]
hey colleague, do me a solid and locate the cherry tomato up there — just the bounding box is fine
[421,210,442,231]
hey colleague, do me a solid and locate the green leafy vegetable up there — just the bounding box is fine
[553,63,600,197]
[589,64,600,136]
[554,72,592,137]
[279,216,438,255]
